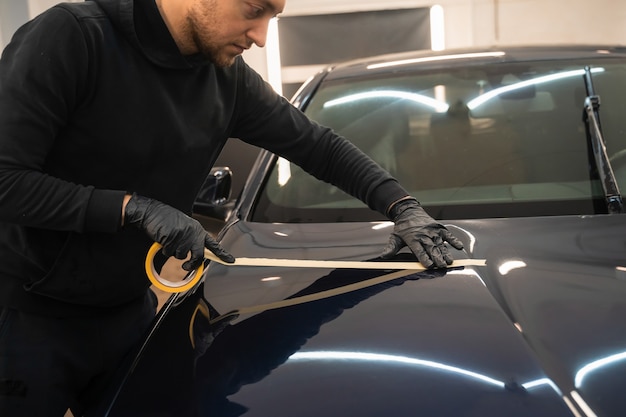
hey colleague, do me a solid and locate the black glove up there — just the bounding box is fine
[381,198,464,268]
[124,193,235,271]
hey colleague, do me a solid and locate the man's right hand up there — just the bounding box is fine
[124,193,235,271]
[381,198,464,268]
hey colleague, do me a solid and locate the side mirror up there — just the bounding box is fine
[193,167,233,220]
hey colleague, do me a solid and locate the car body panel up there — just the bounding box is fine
[104,46,626,416]
[107,214,626,416]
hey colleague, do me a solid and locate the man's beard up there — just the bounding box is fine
[192,32,235,67]
[186,14,236,67]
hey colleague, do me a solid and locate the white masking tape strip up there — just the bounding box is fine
[146,242,486,294]
[203,248,486,270]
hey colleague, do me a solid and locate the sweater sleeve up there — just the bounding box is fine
[0,7,124,233]
[231,62,408,217]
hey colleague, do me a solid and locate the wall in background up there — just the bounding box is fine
[281,0,626,48]
[247,0,626,82]
[277,8,432,98]
[0,0,28,49]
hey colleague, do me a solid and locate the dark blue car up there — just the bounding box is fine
[104,45,626,417]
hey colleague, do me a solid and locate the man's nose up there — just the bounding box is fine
[247,20,270,48]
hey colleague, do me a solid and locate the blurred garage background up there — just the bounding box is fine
[1,0,625,198]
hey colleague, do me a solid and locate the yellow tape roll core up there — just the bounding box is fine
[145,243,205,293]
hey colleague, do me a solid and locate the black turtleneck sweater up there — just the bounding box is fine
[0,0,407,315]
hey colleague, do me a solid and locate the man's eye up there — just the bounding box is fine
[246,3,264,18]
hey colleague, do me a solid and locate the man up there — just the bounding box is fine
[0,0,464,415]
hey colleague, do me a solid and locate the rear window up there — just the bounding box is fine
[253,59,626,222]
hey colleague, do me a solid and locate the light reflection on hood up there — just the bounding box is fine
[288,350,559,393]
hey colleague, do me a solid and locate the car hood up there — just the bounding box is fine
[107,214,626,417]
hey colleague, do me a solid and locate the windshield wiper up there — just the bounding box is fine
[582,66,624,214]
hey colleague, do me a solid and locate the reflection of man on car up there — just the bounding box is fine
[105,263,445,416]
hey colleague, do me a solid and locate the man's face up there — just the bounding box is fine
[185,0,285,67]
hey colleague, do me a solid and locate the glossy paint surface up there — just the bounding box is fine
[107,214,626,417]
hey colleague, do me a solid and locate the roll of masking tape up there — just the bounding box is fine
[145,243,205,293]
[146,242,486,294]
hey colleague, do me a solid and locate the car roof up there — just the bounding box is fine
[321,45,626,80]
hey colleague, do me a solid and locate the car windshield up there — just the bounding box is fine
[253,58,626,222]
